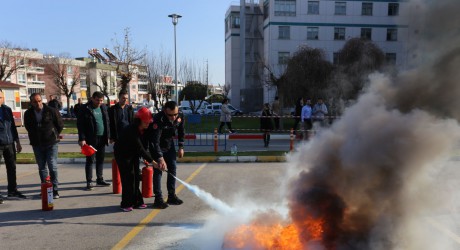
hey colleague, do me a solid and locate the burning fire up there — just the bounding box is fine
[223,216,325,249]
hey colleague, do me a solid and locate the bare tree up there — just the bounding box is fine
[179,57,207,89]
[223,82,231,97]
[336,38,385,100]
[94,71,111,105]
[111,27,146,93]
[145,49,173,111]
[0,41,29,81]
[287,46,333,103]
[41,55,80,115]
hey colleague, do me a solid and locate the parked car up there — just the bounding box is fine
[179,106,193,115]
[180,100,208,115]
[59,107,68,117]
[204,103,243,116]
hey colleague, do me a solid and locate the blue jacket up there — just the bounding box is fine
[0,105,19,146]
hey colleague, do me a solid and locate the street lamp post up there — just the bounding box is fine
[168,13,182,104]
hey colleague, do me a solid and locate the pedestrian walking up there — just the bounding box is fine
[77,91,111,190]
[114,107,157,212]
[48,95,62,110]
[292,97,303,135]
[109,90,133,144]
[149,101,185,209]
[24,93,64,199]
[271,96,281,130]
[218,98,235,134]
[74,98,82,118]
[260,103,274,147]
[0,89,26,204]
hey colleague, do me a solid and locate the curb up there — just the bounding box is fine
[16,155,287,164]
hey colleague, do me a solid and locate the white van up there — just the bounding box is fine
[180,100,209,114]
[204,103,243,116]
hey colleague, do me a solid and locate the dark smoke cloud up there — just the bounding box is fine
[288,0,460,249]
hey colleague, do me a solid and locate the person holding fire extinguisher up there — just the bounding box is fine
[149,101,185,209]
[114,107,157,212]
[24,93,64,199]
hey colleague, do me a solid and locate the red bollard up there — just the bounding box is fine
[142,165,153,198]
[214,128,218,153]
[112,159,122,194]
[41,176,54,211]
[290,128,294,152]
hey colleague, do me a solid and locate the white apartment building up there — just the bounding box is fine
[226,0,409,112]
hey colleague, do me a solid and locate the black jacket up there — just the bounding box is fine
[0,105,19,146]
[114,123,153,162]
[260,109,274,131]
[149,111,185,160]
[109,103,134,141]
[77,101,110,146]
[24,104,64,147]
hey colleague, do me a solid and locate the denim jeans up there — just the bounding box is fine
[153,146,177,199]
[32,144,59,191]
[85,136,106,183]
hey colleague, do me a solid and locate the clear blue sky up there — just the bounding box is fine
[0,0,235,85]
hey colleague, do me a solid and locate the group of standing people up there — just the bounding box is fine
[0,90,185,212]
[294,97,329,139]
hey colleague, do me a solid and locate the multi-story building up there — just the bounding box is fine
[1,49,45,103]
[226,0,409,111]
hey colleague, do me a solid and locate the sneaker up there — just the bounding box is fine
[152,198,169,209]
[167,194,183,205]
[121,207,133,212]
[96,179,111,186]
[53,191,60,199]
[135,204,148,209]
[86,182,94,191]
[7,190,27,199]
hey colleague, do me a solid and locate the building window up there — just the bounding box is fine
[18,73,26,84]
[333,52,340,65]
[307,27,319,40]
[274,0,296,16]
[278,52,290,65]
[334,28,345,40]
[388,3,399,16]
[335,2,346,15]
[385,53,397,64]
[308,1,319,15]
[279,26,290,40]
[67,66,73,74]
[387,28,398,41]
[361,28,372,40]
[362,2,373,16]
[231,13,240,28]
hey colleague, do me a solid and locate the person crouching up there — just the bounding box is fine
[114,107,157,212]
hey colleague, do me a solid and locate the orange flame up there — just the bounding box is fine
[224,216,325,249]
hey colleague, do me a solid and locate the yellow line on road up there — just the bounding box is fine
[112,163,208,250]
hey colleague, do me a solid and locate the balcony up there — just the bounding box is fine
[27,66,45,74]
[28,80,45,86]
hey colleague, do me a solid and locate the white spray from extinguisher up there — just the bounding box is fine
[166,171,234,215]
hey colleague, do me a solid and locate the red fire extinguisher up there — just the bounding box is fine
[142,164,153,198]
[112,159,122,194]
[41,176,54,211]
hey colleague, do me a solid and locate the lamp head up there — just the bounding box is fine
[168,14,182,25]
